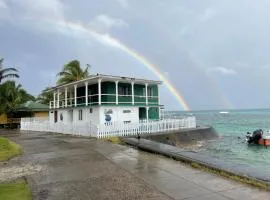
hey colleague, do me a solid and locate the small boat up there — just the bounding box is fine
[246,129,270,146]
[219,111,229,114]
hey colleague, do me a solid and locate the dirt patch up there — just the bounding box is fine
[0,163,43,183]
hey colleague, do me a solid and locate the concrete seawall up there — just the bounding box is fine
[139,126,219,147]
[123,138,270,183]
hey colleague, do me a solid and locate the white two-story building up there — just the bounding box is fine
[21,74,196,137]
[48,74,162,126]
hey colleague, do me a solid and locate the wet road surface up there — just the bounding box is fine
[2,131,270,200]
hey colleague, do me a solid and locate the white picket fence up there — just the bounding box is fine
[21,118,98,137]
[97,117,196,138]
[20,117,196,138]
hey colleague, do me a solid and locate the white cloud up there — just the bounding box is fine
[200,7,218,22]
[89,14,128,32]
[0,0,11,20]
[13,0,64,19]
[180,26,193,36]
[0,0,7,8]
[207,66,237,75]
[260,64,270,69]
[116,0,128,8]
[234,62,249,68]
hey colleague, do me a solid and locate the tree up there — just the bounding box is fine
[36,87,53,105]
[0,58,19,83]
[57,60,90,85]
[0,81,35,115]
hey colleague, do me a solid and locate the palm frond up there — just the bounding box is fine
[1,73,20,79]
[0,67,19,73]
[57,71,72,77]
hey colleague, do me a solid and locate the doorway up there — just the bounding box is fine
[54,111,58,123]
[139,107,146,120]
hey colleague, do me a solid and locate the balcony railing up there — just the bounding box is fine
[50,94,159,109]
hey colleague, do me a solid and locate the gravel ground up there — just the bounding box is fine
[1,131,171,200]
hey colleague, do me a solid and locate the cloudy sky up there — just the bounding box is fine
[1,0,270,110]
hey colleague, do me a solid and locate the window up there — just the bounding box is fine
[124,121,131,124]
[78,110,83,121]
[142,87,146,96]
[123,110,131,113]
[118,85,131,95]
[104,109,113,114]
[148,87,154,97]
[89,108,93,113]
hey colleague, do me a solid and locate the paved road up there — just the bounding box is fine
[3,131,270,200]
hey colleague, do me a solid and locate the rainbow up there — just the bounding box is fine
[43,19,191,110]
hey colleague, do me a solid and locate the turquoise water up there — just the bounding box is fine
[175,109,270,173]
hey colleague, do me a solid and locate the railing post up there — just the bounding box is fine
[145,83,148,105]
[115,80,119,105]
[98,79,102,105]
[74,84,77,107]
[131,82,134,105]
[65,87,68,108]
[57,89,60,108]
[53,92,56,109]
[97,125,100,138]
[85,82,88,106]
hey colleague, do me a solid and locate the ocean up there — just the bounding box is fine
[173,109,270,173]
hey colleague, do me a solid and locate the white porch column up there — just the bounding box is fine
[74,84,77,107]
[131,82,134,105]
[146,107,149,121]
[158,85,160,119]
[85,82,88,106]
[57,90,60,108]
[98,79,102,105]
[145,83,148,105]
[115,81,119,105]
[69,91,73,107]
[65,87,68,108]
[53,92,56,109]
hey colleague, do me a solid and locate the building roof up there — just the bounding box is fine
[47,74,162,92]
[16,101,49,112]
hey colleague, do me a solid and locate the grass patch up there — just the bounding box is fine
[0,179,32,200]
[0,137,22,161]
[104,136,125,145]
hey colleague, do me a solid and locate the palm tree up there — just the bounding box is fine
[0,81,35,115]
[0,58,19,83]
[57,60,90,85]
[36,87,54,105]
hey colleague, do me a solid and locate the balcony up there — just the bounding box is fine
[50,94,159,109]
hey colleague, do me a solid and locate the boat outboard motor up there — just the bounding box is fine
[247,129,263,144]
[253,130,262,144]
